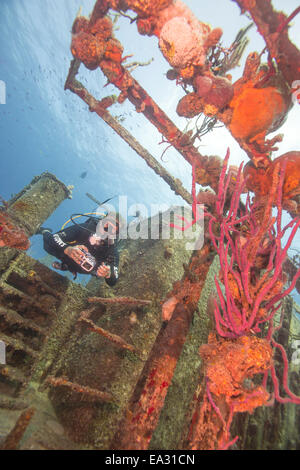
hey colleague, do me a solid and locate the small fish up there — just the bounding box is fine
[80,171,87,179]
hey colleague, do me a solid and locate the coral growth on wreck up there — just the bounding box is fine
[66,0,300,451]
[187,151,300,449]
[244,151,300,216]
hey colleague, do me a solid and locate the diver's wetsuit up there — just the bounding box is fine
[42,219,119,286]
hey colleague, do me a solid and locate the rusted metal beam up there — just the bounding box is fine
[65,59,193,204]
[0,407,35,450]
[98,62,220,190]
[78,307,140,355]
[87,295,152,306]
[45,376,114,403]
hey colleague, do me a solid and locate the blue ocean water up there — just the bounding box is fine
[0,0,299,300]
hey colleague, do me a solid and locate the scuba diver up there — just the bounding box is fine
[37,211,121,286]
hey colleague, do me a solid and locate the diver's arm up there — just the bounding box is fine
[43,231,69,258]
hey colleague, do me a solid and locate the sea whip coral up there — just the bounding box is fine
[206,152,300,338]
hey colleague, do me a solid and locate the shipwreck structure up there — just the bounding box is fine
[0,171,211,449]
[0,172,299,450]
